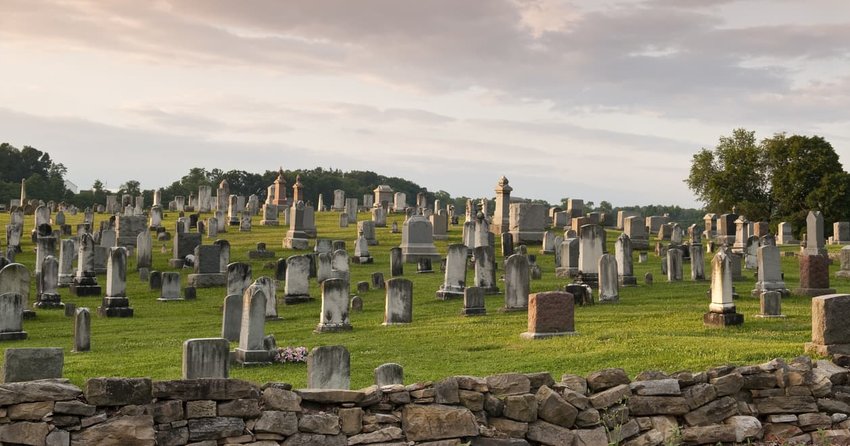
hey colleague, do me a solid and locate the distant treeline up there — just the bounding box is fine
[1,143,706,225]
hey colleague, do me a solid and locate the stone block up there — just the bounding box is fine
[2,348,63,383]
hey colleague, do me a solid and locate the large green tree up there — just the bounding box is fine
[687,129,848,234]
[685,129,771,221]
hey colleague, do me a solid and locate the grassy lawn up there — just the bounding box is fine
[0,209,840,389]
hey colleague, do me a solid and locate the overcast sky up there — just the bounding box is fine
[2,0,849,207]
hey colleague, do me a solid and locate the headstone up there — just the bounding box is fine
[540,231,555,254]
[416,257,433,274]
[221,294,242,342]
[667,248,683,281]
[136,230,152,271]
[207,217,218,237]
[248,242,275,260]
[73,307,91,352]
[315,278,352,332]
[2,348,63,382]
[615,234,636,286]
[598,254,619,303]
[474,246,500,295]
[35,255,62,309]
[390,247,404,277]
[58,239,75,287]
[503,254,529,311]
[461,286,486,316]
[837,246,850,279]
[284,256,312,304]
[234,285,272,365]
[158,272,182,301]
[188,245,226,287]
[0,293,27,340]
[501,232,514,258]
[383,278,413,325]
[214,239,230,273]
[227,262,252,297]
[170,228,202,268]
[509,203,546,243]
[754,291,785,319]
[436,244,468,299]
[283,202,310,250]
[430,213,448,241]
[578,225,604,284]
[744,235,759,270]
[555,238,579,278]
[371,272,385,289]
[353,232,373,264]
[704,250,744,327]
[752,244,790,297]
[332,190,345,211]
[307,345,350,389]
[805,211,827,256]
[616,210,640,230]
[805,294,850,355]
[777,222,797,245]
[400,215,440,264]
[691,241,705,281]
[253,277,279,321]
[391,221,399,233]
[182,338,230,379]
[520,291,576,339]
[374,363,403,386]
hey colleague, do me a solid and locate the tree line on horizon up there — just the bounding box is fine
[1,142,705,226]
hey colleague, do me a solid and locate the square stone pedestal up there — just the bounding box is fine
[234,348,272,365]
[704,311,743,328]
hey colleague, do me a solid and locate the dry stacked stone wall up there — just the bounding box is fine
[4,356,850,445]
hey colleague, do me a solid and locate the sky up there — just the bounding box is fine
[2,1,850,208]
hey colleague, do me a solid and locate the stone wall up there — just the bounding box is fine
[3,356,850,445]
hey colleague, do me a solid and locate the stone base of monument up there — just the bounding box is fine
[461,307,486,316]
[22,310,36,320]
[836,270,850,279]
[0,331,28,341]
[805,342,850,356]
[314,323,352,333]
[283,238,309,250]
[34,294,64,309]
[259,220,279,226]
[620,276,637,287]
[793,287,836,297]
[520,330,577,339]
[70,276,101,297]
[750,286,790,298]
[436,288,464,300]
[187,273,226,288]
[248,250,276,260]
[284,294,313,305]
[754,313,786,319]
[352,256,374,264]
[233,349,272,365]
[703,311,743,328]
[98,297,134,317]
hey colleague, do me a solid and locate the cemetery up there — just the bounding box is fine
[4,175,850,444]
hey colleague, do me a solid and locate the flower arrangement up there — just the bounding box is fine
[273,346,308,364]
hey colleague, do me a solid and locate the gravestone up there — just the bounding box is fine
[58,239,75,287]
[555,238,579,278]
[158,272,182,301]
[283,202,310,250]
[430,213,448,241]
[170,227,202,268]
[253,277,279,321]
[339,213,348,228]
[331,250,350,283]
[835,222,850,244]
[0,293,27,340]
[755,291,785,319]
[598,254,619,303]
[234,285,272,365]
[795,211,834,297]
[777,222,797,245]
[2,348,62,382]
[207,217,218,237]
[247,242,275,260]
[371,272,385,289]
[316,252,333,283]
[358,220,378,246]
[284,256,312,304]
[73,307,91,352]
[35,255,63,309]
[716,213,737,245]
[183,338,230,379]
[461,286,486,316]
[315,239,333,254]
[501,232,514,258]
[353,232,373,264]
[540,231,555,254]
[416,257,433,274]
[806,294,850,355]
[221,294,242,342]
[390,247,404,277]
[752,244,790,297]
[275,258,287,281]
[0,264,31,320]
[372,207,387,227]
[615,234,636,286]
[400,215,440,263]
[691,241,705,281]
[578,224,604,285]
[837,246,850,279]
[97,247,134,317]
[188,245,226,287]
[260,204,279,226]
[474,246,500,295]
[307,345,350,389]
[667,248,683,282]
[214,239,230,273]
[704,250,744,328]
[374,363,403,386]
[436,244,468,300]
[345,198,358,223]
[136,230,152,271]
[503,254,529,311]
[315,278,352,332]
[226,262,252,297]
[520,291,575,339]
[744,235,759,270]
[384,278,413,325]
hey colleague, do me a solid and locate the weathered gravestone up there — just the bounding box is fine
[0,293,27,340]
[503,254,529,311]
[374,363,403,386]
[2,348,62,382]
[183,338,229,379]
[795,211,835,297]
[188,244,226,287]
[384,278,413,325]
[307,345,350,389]
[283,255,312,304]
[520,291,576,339]
[234,285,271,365]
[598,254,619,303]
[315,278,351,333]
[806,294,850,355]
[73,307,91,352]
[474,246,499,295]
[99,247,134,317]
[436,244,467,300]
[704,250,744,328]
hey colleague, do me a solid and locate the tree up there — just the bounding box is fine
[685,129,771,220]
[119,180,141,196]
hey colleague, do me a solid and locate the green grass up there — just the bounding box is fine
[0,210,839,389]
